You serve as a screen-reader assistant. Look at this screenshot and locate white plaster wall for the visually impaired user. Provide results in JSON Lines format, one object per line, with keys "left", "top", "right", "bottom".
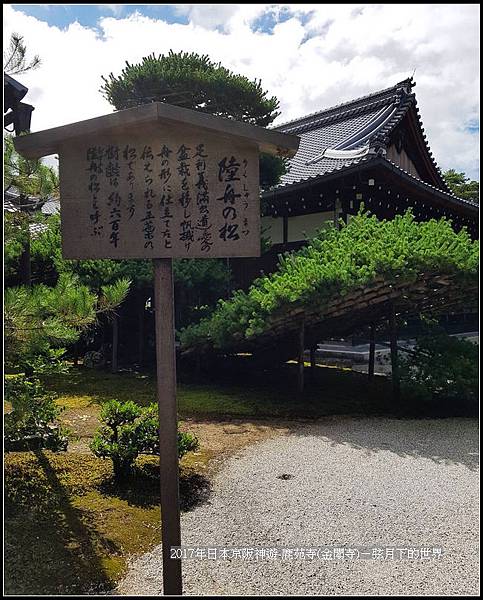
{"left": 261, "top": 215, "right": 283, "bottom": 244}
{"left": 287, "top": 211, "right": 334, "bottom": 242}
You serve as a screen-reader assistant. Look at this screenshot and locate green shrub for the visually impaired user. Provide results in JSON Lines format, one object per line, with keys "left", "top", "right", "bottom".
{"left": 90, "top": 399, "right": 199, "bottom": 480}
{"left": 4, "top": 375, "right": 69, "bottom": 452}
{"left": 399, "top": 329, "right": 478, "bottom": 410}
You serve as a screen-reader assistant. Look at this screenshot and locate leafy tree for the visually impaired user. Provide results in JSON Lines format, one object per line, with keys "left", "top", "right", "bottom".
{"left": 4, "top": 32, "right": 41, "bottom": 75}
{"left": 4, "top": 135, "right": 60, "bottom": 286}
{"left": 4, "top": 136, "right": 58, "bottom": 198}
{"left": 4, "top": 272, "right": 130, "bottom": 372}
{"left": 101, "top": 50, "right": 280, "bottom": 125}
{"left": 100, "top": 50, "right": 285, "bottom": 191}
{"left": 180, "top": 210, "right": 478, "bottom": 354}
{"left": 173, "top": 258, "right": 231, "bottom": 328}
{"left": 443, "top": 169, "right": 479, "bottom": 204}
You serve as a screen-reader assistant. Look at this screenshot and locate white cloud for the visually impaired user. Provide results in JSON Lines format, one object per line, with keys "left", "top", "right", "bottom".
{"left": 101, "top": 5, "right": 125, "bottom": 17}
{"left": 3, "top": 3, "right": 479, "bottom": 179}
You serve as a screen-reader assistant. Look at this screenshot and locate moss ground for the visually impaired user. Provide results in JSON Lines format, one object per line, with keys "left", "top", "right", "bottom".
{"left": 5, "top": 359, "right": 393, "bottom": 594}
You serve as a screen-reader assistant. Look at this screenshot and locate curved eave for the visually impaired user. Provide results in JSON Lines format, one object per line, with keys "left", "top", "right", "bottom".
{"left": 261, "top": 155, "right": 378, "bottom": 197}
{"left": 367, "top": 92, "right": 452, "bottom": 195}
{"left": 262, "top": 155, "right": 479, "bottom": 218}
{"left": 379, "top": 158, "right": 479, "bottom": 214}
{"left": 405, "top": 104, "right": 453, "bottom": 192}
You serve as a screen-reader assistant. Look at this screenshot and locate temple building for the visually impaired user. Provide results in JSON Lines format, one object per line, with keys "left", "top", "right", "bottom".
{"left": 232, "top": 78, "right": 479, "bottom": 287}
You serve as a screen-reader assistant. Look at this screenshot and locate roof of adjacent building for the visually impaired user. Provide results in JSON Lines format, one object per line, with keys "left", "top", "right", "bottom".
{"left": 269, "top": 78, "right": 478, "bottom": 211}
{"left": 4, "top": 188, "right": 60, "bottom": 214}
{"left": 4, "top": 188, "right": 60, "bottom": 238}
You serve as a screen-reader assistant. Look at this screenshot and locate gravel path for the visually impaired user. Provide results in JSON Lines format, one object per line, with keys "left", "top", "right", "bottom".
{"left": 117, "top": 417, "right": 479, "bottom": 596}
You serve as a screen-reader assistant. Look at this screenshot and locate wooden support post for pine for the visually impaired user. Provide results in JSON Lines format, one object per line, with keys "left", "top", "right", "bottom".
{"left": 111, "top": 314, "right": 118, "bottom": 373}
{"left": 368, "top": 323, "right": 375, "bottom": 380}
{"left": 154, "top": 258, "right": 182, "bottom": 596}
{"left": 298, "top": 319, "right": 305, "bottom": 395}
{"left": 389, "top": 305, "right": 400, "bottom": 400}
{"left": 310, "top": 345, "right": 317, "bottom": 381}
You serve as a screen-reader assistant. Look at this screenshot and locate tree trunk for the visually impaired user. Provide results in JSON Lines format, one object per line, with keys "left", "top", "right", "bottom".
{"left": 19, "top": 229, "right": 31, "bottom": 286}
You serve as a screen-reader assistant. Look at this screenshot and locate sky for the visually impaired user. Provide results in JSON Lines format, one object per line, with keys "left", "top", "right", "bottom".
{"left": 4, "top": 3, "right": 480, "bottom": 180}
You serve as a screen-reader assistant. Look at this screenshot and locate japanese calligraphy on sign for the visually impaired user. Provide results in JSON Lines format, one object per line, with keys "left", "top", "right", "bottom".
{"left": 60, "top": 125, "right": 260, "bottom": 259}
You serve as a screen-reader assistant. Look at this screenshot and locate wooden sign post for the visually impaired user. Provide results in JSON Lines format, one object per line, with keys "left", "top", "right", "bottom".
{"left": 14, "top": 102, "right": 299, "bottom": 595}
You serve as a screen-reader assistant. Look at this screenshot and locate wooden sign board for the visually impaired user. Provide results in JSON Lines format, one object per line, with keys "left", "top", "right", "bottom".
{"left": 60, "top": 124, "right": 260, "bottom": 259}
{"left": 13, "top": 102, "right": 299, "bottom": 596}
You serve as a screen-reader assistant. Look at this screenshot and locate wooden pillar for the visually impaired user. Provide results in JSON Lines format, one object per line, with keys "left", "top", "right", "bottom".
{"left": 298, "top": 319, "right": 305, "bottom": 394}
{"left": 389, "top": 305, "right": 400, "bottom": 400}
{"left": 154, "top": 258, "right": 182, "bottom": 595}
{"left": 310, "top": 345, "right": 317, "bottom": 381}
{"left": 310, "top": 345, "right": 316, "bottom": 369}
{"left": 368, "top": 323, "right": 375, "bottom": 380}
{"left": 111, "top": 314, "right": 119, "bottom": 373}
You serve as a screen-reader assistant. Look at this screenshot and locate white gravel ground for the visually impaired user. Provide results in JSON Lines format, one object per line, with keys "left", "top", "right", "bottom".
{"left": 117, "top": 417, "right": 479, "bottom": 596}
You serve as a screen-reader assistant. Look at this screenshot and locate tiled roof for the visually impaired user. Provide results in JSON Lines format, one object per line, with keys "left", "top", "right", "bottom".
{"left": 4, "top": 188, "right": 60, "bottom": 214}
{"left": 41, "top": 198, "right": 60, "bottom": 215}
{"left": 29, "top": 222, "right": 49, "bottom": 238}
{"left": 270, "top": 78, "right": 454, "bottom": 194}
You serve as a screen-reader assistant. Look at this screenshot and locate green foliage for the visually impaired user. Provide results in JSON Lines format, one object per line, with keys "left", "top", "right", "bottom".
{"left": 4, "top": 32, "right": 41, "bottom": 75}
{"left": 259, "top": 152, "right": 288, "bottom": 192}
{"left": 180, "top": 210, "right": 479, "bottom": 351}
{"left": 4, "top": 211, "right": 30, "bottom": 267}
{"left": 91, "top": 399, "right": 199, "bottom": 480}
{"left": 4, "top": 135, "right": 58, "bottom": 198}
{"left": 399, "top": 329, "right": 479, "bottom": 407}
{"left": 4, "top": 375, "right": 69, "bottom": 452}
{"left": 443, "top": 169, "right": 479, "bottom": 204}
{"left": 25, "top": 213, "right": 151, "bottom": 290}
{"left": 19, "top": 348, "right": 71, "bottom": 377}
{"left": 4, "top": 135, "right": 60, "bottom": 284}
{"left": 28, "top": 213, "right": 63, "bottom": 283}
{"left": 101, "top": 50, "right": 280, "bottom": 126}
{"left": 100, "top": 50, "right": 285, "bottom": 193}
{"left": 173, "top": 258, "right": 231, "bottom": 328}
{"left": 23, "top": 212, "right": 228, "bottom": 334}
{"left": 4, "top": 272, "right": 130, "bottom": 370}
